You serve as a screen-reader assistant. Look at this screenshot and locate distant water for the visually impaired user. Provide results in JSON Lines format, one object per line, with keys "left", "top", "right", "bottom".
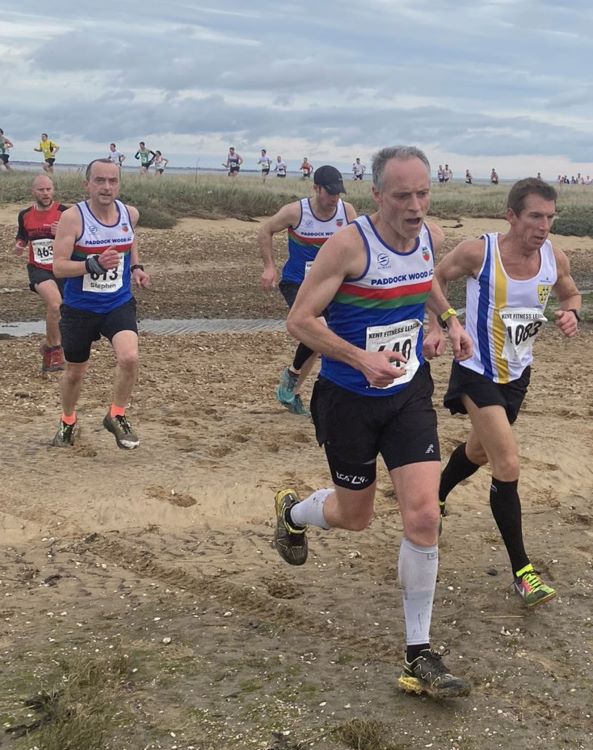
{"left": 8, "top": 160, "right": 356, "bottom": 180}
{"left": 6, "top": 160, "right": 516, "bottom": 184}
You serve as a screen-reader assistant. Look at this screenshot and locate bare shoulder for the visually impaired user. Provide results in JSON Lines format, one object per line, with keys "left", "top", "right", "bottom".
{"left": 552, "top": 244, "right": 571, "bottom": 271}
{"left": 437, "top": 236, "right": 485, "bottom": 278}
{"left": 317, "top": 222, "right": 366, "bottom": 273}
{"left": 343, "top": 201, "right": 358, "bottom": 221}
{"left": 457, "top": 237, "right": 486, "bottom": 267}
{"left": 126, "top": 205, "right": 140, "bottom": 226}
{"left": 58, "top": 205, "right": 82, "bottom": 229}
{"left": 426, "top": 220, "right": 444, "bottom": 248}
{"left": 453, "top": 236, "right": 485, "bottom": 258}
{"left": 261, "top": 200, "right": 302, "bottom": 232}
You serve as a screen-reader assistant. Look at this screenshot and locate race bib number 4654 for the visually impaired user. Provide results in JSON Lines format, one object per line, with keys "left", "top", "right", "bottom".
{"left": 365, "top": 318, "right": 421, "bottom": 387}
{"left": 500, "top": 307, "right": 547, "bottom": 364}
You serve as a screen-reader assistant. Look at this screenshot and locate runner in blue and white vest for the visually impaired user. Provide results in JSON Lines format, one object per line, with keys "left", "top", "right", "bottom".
{"left": 272, "top": 146, "right": 474, "bottom": 699}
{"left": 258, "top": 165, "right": 357, "bottom": 416}
{"left": 51, "top": 158, "right": 151, "bottom": 450}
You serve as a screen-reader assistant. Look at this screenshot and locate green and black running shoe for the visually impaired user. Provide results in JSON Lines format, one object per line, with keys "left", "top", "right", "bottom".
{"left": 103, "top": 413, "right": 140, "bottom": 449}
{"left": 273, "top": 489, "right": 308, "bottom": 566}
{"left": 51, "top": 420, "right": 77, "bottom": 448}
{"left": 513, "top": 564, "right": 556, "bottom": 608}
{"left": 398, "top": 649, "right": 471, "bottom": 699}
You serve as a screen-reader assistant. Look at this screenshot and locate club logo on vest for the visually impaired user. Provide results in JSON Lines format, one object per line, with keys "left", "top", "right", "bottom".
{"left": 121, "top": 223, "right": 129, "bottom": 233}
{"left": 377, "top": 252, "right": 390, "bottom": 269}
{"left": 422, "top": 246, "right": 430, "bottom": 262}
{"left": 336, "top": 218, "right": 344, "bottom": 227}
{"left": 537, "top": 284, "right": 551, "bottom": 305}
{"left": 88, "top": 225, "right": 98, "bottom": 234}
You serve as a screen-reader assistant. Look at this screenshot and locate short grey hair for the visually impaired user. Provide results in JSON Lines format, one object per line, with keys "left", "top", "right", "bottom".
{"left": 372, "top": 146, "right": 431, "bottom": 189}
{"left": 85, "top": 158, "right": 118, "bottom": 179}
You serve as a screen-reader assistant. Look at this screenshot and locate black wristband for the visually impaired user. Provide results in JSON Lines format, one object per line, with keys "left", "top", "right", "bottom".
{"left": 569, "top": 308, "right": 581, "bottom": 323}
{"left": 130, "top": 264, "right": 144, "bottom": 272}
{"left": 85, "top": 254, "right": 106, "bottom": 275}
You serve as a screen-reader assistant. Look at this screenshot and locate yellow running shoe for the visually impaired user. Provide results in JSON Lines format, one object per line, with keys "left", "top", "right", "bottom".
{"left": 398, "top": 649, "right": 471, "bottom": 699}
{"left": 273, "top": 489, "right": 308, "bottom": 566}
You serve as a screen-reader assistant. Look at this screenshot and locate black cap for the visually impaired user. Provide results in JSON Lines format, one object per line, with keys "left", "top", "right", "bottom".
{"left": 313, "top": 165, "right": 346, "bottom": 195}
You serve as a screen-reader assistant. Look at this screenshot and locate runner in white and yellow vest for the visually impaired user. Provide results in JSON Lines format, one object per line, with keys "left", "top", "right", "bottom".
{"left": 433, "top": 177, "right": 581, "bottom": 608}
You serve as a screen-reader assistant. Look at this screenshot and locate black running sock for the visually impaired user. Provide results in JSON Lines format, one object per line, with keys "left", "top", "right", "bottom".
{"left": 489, "top": 477, "right": 529, "bottom": 575}
{"left": 292, "top": 342, "right": 314, "bottom": 372}
{"left": 406, "top": 643, "right": 429, "bottom": 663}
{"left": 439, "top": 443, "right": 480, "bottom": 502}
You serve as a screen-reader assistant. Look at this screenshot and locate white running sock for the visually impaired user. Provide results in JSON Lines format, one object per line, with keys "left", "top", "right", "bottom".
{"left": 398, "top": 537, "right": 438, "bottom": 646}
{"left": 290, "top": 488, "right": 332, "bottom": 529}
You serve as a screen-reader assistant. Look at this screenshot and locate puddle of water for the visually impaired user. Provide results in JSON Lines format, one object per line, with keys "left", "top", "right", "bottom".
{"left": 0, "top": 318, "right": 287, "bottom": 338}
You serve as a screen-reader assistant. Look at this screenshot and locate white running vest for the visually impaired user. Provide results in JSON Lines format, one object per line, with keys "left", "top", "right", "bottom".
{"left": 461, "top": 233, "right": 557, "bottom": 383}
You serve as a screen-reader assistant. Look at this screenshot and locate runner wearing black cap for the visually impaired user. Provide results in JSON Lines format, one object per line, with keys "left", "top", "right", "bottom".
{"left": 258, "top": 165, "right": 356, "bottom": 416}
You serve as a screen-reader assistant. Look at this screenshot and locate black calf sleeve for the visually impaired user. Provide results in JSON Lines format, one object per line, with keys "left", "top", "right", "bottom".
{"left": 292, "top": 342, "right": 314, "bottom": 372}
{"left": 490, "top": 477, "right": 529, "bottom": 575}
{"left": 439, "top": 443, "right": 480, "bottom": 502}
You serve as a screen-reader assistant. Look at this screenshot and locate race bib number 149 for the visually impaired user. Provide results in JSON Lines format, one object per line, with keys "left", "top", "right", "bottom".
{"left": 365, "top": 318, "right": 421, "bottom": 387}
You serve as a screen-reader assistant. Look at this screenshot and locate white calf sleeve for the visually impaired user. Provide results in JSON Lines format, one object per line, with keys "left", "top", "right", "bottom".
{"left": 398, "top": 537, "right": 438, "bottom": 645}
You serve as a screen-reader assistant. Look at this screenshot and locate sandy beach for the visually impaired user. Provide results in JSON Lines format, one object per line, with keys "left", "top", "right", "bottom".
{"left": 1, "top": 208, "right": 593, "bottom": 749}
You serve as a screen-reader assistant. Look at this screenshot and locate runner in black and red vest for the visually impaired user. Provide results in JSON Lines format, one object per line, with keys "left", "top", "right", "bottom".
{"left": 15, "top": 175, "right": 68, "bottom": 373}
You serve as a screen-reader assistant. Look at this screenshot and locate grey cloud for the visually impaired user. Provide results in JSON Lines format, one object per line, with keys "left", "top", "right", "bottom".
{"left": 10, "top": 85, "right": 593, "bottom": 163}
{"left": 6, "top": 0, "right": 593, "bottom": 167}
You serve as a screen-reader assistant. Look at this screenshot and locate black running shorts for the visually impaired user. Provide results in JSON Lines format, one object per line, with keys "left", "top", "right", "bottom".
{"left": 59, "top": 298, "right": 138, "bottom": 363}
{"left": 27, "top": 264, "right": 64, "bottom": 294}
{"left": 311, "top": 363, "right": 440, "bottom": 474}
{"left": 443, "top": 360, "right": 530, "bottom": 425}
{"left": 279, "top": 281, "right": 301, "bottom": 308}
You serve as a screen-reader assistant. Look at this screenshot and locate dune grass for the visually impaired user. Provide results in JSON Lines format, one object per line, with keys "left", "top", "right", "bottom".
{"left": 7, "top": 650, "right": 133, "bottom": 750}
{"left": 1, "top": 170, "right": 592, "bottom": 235}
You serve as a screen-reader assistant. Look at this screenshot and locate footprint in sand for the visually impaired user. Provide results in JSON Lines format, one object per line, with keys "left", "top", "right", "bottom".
{"left": 264, "top": 576, "right": 303, "bottom": 600}
{"left": 145, "top": 484, "right": 197, "bottom": 507}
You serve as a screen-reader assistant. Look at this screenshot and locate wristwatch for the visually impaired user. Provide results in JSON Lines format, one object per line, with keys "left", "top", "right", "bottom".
{"left": 569, "top": 308, "right": 581, "bottom": 323}
{"left": 438, "top": 307, "right": 458, "bottom": 330}
{"left": 130, "top": 264, "right": 144, "bottom": 272}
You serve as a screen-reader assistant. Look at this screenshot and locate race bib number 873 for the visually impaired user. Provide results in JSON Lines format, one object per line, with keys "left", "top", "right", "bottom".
{"left": 82, "top": 254, "right": 125, "bottom": 293}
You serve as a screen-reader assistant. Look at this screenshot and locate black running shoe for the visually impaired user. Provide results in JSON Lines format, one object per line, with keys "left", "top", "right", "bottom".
{"left": 103, "top": 413, "right": 139, "bottom": 449}
{"left": 398, "top": 649, "right": 471, "bottom": 698}
{"left": 51, "top": 420, "right": 77, "bottom": 447}
{"left": 273, "top": 489, "right": 308, "bottom": 565}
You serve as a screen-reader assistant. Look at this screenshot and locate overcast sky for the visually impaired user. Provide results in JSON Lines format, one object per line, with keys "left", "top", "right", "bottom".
{"left": 3, "top": 0, "right": 593, "bottom": 178}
